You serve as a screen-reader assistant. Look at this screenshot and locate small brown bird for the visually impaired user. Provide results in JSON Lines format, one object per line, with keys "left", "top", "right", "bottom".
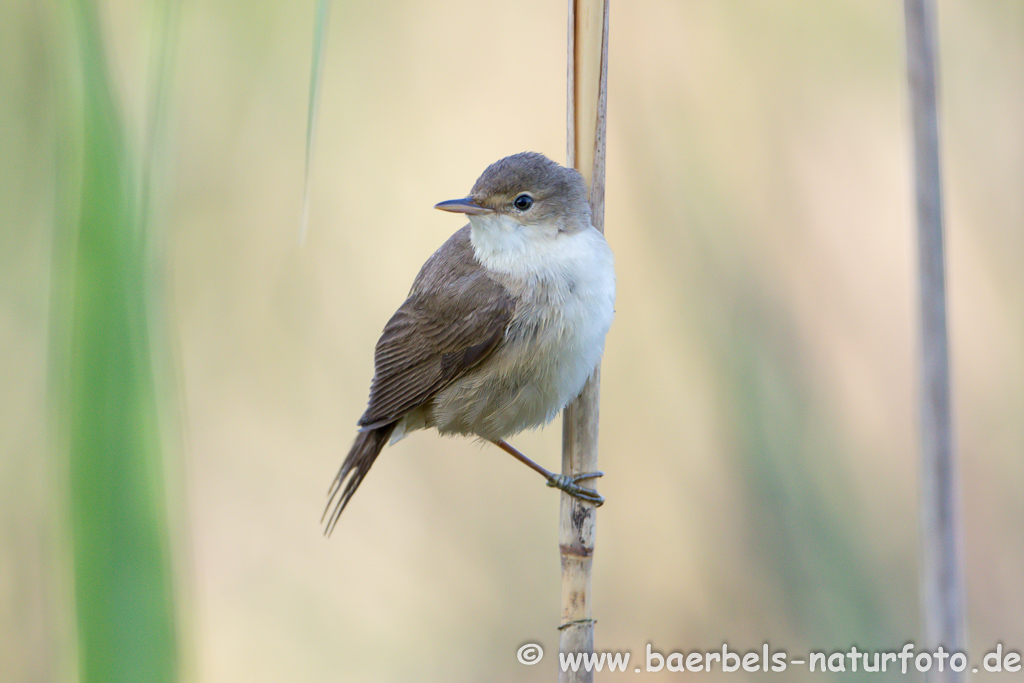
{"left": 324, "top": 152, "right": 615, "bottom": 534}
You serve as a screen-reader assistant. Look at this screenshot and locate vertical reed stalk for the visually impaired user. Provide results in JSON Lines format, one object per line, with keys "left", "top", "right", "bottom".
{"left": 560, "top": 1, "right": 608, "bottom": 681}
{"left": 903, "top": 1, "right": 966, "bottom": 679}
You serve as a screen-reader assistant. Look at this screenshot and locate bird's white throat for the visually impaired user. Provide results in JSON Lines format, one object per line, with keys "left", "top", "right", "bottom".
{"left": 462, "top": 212, "right": 616, "bottom": 433}
{"left": 468, "top": 213, "right": 611, "bottom": 286}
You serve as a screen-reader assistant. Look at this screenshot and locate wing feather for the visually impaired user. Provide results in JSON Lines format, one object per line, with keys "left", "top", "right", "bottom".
{"left": 357, "top": 227, "right": 515, "bottom": 429}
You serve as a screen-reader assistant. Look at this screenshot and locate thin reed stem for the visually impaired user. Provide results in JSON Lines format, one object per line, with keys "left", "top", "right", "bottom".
{"left": 560, "top": 1, "right": 609, "bottom": 681}
{"left": 903, "top": 1, "right": 966, "bottom": 679}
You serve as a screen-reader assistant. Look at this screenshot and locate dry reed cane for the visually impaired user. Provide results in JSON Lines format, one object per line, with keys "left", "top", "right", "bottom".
{"left": 560, "top": 1, "right": 609, "bottom": 681}
{"left": 903, "top": 1, "right": 967, "bottom": 680}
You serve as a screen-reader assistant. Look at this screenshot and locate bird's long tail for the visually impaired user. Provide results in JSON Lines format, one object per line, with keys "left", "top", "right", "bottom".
{"left": 322, "top": 423, "right": 396, "bottom": 535}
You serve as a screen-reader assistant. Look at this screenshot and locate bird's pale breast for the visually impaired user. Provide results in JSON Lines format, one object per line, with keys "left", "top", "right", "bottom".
{"left": 425, "top": 224, "right": 615, "bottom": 440}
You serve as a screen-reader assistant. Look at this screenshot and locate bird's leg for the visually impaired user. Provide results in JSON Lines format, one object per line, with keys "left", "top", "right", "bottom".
{"left": 490, "top": 439, "right": 605, "bottom": 506}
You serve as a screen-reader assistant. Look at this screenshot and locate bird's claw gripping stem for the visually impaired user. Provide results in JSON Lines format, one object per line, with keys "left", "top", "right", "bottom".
{"left": 547, "top": 471, "right": 605, "bottom": 507}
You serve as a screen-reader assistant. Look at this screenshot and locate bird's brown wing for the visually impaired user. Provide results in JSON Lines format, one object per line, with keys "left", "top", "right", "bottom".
{"left": 357, "top": 227, "right": 515, "bottom": 430}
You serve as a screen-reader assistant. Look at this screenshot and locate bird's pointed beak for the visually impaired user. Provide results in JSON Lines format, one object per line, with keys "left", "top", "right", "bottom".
{"left": 434, "top": 197, "right": 493, "bottom": 215}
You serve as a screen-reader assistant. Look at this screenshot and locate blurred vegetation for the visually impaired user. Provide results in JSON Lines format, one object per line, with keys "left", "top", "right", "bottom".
{"left": 45, "top": 0, "right": 180, "bottom": 681}
{"left": 2, "top": 1, "right": 1022, "bottom": 682}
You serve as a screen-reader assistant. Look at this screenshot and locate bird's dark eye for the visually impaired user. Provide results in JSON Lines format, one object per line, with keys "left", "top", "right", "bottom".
{"left": 513, "top": 194, "right": 534, "bottom": 211}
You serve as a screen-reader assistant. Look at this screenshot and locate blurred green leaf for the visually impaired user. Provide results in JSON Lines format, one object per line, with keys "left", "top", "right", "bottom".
{"left": 51, "top": 1, "right": 180, "bottom": 681}
{"left": 299, "top": 0, "right": 331, "bottom": 244}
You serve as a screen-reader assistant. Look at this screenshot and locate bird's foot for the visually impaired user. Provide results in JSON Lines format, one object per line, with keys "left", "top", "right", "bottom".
{"left": 546, "top": 471, "right": 605, "bottom": 507}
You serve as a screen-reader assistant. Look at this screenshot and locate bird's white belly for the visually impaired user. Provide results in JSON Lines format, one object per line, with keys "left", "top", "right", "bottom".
{"left": 426, "top": 226, "right": 615, "bottom": 440}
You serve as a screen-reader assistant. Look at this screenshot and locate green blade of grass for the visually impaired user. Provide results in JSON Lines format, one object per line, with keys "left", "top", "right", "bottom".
{"left": 51, "top": 1, "right": 180, "bottom": 681}
{"left": 299, "top": 0, "right": 331, "bottom": 244}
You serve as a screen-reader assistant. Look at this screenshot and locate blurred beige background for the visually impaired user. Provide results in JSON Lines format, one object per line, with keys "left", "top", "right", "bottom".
{"left": 3, "top": 0, "right": 1023, "bottom": 681}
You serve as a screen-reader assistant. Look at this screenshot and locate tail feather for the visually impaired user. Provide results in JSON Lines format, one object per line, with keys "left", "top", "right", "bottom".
{"left": 323, "top": 423, "right": 396, "bottom": 535}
